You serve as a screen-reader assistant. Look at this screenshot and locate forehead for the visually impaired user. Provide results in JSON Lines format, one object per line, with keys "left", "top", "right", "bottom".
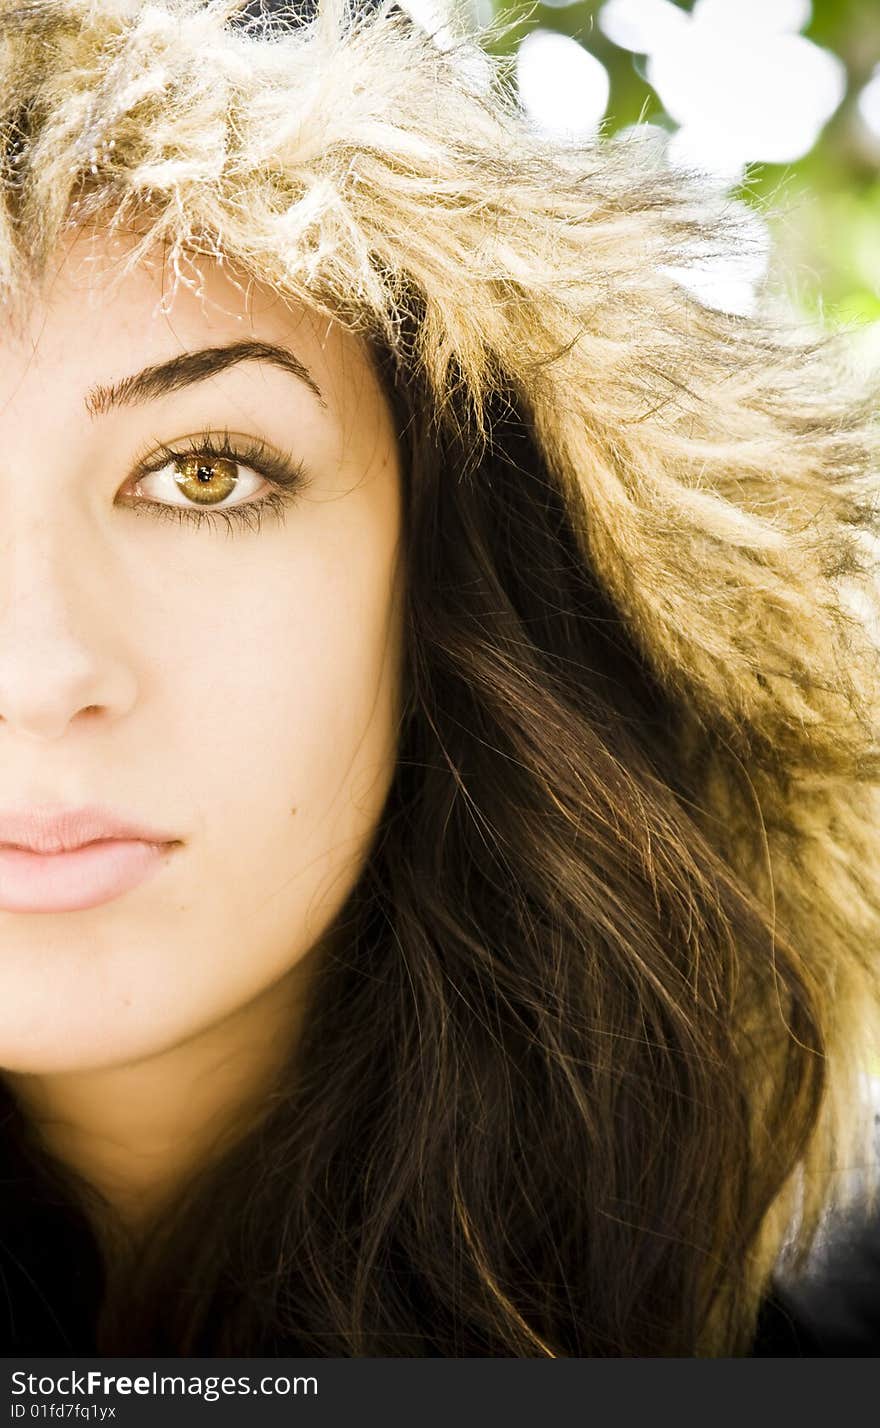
{"left": 0, "top": 223, "right": 374, "bottom": 406}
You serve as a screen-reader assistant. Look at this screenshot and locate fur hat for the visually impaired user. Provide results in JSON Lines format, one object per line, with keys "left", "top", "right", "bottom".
{"left": 1, "top": 0, "right": 879, "bottom": 1279}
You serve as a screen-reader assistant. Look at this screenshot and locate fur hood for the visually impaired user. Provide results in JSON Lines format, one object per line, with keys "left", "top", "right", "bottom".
{"left": 1, "top": 0, "right": 880, "bottom": 1283}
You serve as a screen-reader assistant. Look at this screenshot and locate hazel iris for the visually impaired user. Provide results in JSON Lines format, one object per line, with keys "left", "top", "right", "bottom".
{"left": 173, "top": 455, "right": 238, "bottom": 505}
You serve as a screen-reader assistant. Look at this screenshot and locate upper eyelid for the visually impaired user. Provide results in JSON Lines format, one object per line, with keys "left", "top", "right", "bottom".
{"left": 126, "top": 429, "right": 304, "bottom": 487}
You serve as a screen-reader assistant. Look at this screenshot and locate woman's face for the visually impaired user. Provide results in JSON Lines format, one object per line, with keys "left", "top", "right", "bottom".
{"left": 0, "top": 227, "right": 406, "bottom": 1075}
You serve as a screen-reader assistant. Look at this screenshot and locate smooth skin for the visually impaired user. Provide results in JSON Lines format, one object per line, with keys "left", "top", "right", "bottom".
{"left": 0, "top": 226, "right": 406, "bottom": 1232}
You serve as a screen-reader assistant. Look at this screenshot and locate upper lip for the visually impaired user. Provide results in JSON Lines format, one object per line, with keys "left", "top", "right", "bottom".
{"left": 0, "top": 805, "right": 180, "bottom": 855}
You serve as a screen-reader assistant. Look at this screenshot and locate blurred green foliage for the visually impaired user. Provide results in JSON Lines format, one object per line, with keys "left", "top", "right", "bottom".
{"left": 479, "top": 0, "right": 880, "bottom": 330}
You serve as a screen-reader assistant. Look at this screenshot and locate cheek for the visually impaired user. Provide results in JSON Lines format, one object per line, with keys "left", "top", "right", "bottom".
{"left": 147, "top": 542, "right": 405, "bottom": 1036}
{"left": 0, "top": 510, "right": 406, "bottom": 1076}
{"left": 196, "top": 541, "right": 405, "bottom": 901}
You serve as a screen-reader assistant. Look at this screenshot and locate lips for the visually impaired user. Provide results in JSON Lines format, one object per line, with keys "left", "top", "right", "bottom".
{"left": 0, "top": 837, "right": 178, "bottom": 913}
{"left": 0, "top": 803, "right": 181, "bottom": 911}
{"left": 0, "top": 803, "right": 180, "bottom": 856}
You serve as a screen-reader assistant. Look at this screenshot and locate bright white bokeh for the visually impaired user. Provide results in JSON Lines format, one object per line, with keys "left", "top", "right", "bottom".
{"left": 597, "top": 0, "right": 844, "bottom": 175}
{"left": 858, "top": 65, "right": 880, "bottom": 142}
{"left": 600, "top": 0, "right": 813, "bottom": 51}
{"left": 599, "top": 0, "right": 687, "bottom": 54}
{"left": 693, "top": 0, "right": 812, "bottom": 33}
{"left": 649, "top": 24, "right": 845, "bottom": 168}
{"left": 515, "top": 30, "right": 610, "bottom": 140}
{"left": 503, "top": 0, "right": 847, "bottom": 317}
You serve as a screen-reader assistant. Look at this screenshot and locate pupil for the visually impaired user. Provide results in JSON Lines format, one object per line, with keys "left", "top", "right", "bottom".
{"left": 197, "top": 463, "right": 213, "bottom": 483}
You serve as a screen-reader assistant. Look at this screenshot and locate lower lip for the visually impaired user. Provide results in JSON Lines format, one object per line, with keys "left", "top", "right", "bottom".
{"left": 0, "top": 839, "right": 176, "bottom": 913}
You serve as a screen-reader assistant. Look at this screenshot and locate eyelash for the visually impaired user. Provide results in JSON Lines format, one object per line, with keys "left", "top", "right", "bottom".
{"left": 125, "top": 428, "right": 310, "bottom": 536}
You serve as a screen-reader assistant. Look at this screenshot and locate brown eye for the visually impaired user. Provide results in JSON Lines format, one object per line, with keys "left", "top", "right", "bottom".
{"left": 123, "top": 431, "right": 310, "bottom": 535}
{"left": 132, "top": 450, "right": 266, "bottom": 514}
{"left": 172, "top": 454, "right": 240, "bottom": 506}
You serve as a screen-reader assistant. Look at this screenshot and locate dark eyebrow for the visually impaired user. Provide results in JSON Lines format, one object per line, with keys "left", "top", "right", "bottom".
{"left": 84, "top": 340, "right": 327, "bottom": 418}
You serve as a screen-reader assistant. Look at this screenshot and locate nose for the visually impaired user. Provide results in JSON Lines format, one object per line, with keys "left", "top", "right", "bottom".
{"left": 0, "top": 510, "right": 138, "bottom": 742}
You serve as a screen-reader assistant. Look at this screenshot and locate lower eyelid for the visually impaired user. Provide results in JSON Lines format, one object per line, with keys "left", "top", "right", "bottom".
{"left": 121, "top": 487, "right": 295, "bottom": 535}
